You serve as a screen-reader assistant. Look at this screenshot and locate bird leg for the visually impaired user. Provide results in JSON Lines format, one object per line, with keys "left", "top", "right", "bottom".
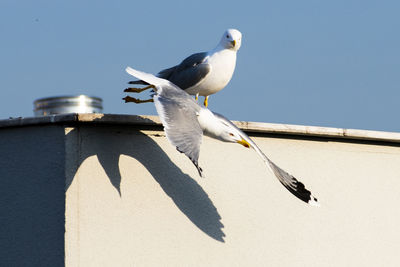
{"left": 204, "top": 96, "right": 209, "bottom": 107}
{"left": 124, "top": 84, "right": 155, "bottom": 93}
{"left": 195, "top": 93, "right": 199, "bottom": 101}
{"left": 123, "top": 96, "right": 154, "bottom": 104}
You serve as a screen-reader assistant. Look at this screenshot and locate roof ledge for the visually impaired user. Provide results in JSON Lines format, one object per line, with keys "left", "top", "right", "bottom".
{"left": 1, "top": 113, "right": 399, "bottom": 144}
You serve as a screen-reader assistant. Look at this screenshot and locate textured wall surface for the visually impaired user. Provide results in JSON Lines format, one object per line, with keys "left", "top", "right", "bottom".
{"left": 64, "top": 124, "right": 400, "bottom": 267}
{"left": 0, "top": 126, "right": 65, "bottom": 266}
{"left": 1, "top": 115, "right": 400, "bottom": 267}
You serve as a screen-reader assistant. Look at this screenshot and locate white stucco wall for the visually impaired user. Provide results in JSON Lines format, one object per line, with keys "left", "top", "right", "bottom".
{"left": 1, "top": 114, "right": 399, "bottom": 266}
{"left": 63, "top": 115, "right": 400, "bottom": 267}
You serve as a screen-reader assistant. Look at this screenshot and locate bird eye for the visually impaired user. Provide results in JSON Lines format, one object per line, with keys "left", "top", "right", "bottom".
{"left": 229, "top": 133, "right": 234, "bottom": 136}
{"left": 226, "top": 35, "right": 229, "bottom": 38}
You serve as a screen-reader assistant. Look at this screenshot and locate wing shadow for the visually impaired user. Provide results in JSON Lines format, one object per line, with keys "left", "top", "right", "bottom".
{"left": 65, "top": 124, "right": 225, "bottom": 242}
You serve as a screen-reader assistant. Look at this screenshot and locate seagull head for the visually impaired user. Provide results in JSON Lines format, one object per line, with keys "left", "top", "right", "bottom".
{"left": 226, "top": 129, "right": 251, "bottom": 148}
{"left": 205, "top": 112, "right": 251, "bottom": 148}
{"left": 219, "top": 29, "right": 242, "bottom": 51}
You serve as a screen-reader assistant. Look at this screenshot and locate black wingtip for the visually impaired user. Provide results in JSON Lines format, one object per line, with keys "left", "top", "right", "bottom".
{"left": 197, "top": 166, "right": 204, "bottom": 178}
{"left": 267, "top": 160, "right": 319, "bottom": 206}
{"left": 288, "top": 180, "right": 320, "bottom": 207}
{"left": 192, "top": 160, "right": 204, "bottom": 178}
{"left": 175, "top": 147, "right": 204, "bottom": 178}
{"left": 308, "top": 195, "right": 320, "bottom": 207}
{"left": 190, "top": 157, "right": 204, "bottom": 178}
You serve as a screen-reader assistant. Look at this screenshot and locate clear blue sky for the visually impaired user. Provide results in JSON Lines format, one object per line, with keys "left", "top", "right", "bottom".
{"left": 1, "top": 0, "right": 399, "bottom": 132}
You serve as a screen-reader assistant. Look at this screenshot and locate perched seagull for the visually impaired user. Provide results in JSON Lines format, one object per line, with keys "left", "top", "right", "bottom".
{"left": 125, "top": 29, "right": 242, "bottom": 107}
{"left": 124, "top": 66, "right": 319, "bottom": 206}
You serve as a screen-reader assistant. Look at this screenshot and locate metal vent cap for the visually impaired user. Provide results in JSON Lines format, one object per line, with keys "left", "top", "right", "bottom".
{"left": 34, "top": 95, "right": 103, "bottom": 116}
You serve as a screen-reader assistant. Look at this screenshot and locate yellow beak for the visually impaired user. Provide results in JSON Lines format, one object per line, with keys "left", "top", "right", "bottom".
{"left": 231, "top": 40, "right": 236, "bottom": 47}
{"left": 237, "top": 138, "right": 250, "bottom": 148}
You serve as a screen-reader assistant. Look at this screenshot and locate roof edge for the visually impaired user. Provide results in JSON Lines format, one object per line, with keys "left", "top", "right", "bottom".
{"left": 1, "top": 113, "right": 399, "bottom": 144}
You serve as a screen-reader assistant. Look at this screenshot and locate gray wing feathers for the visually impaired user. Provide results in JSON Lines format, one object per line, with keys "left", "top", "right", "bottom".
{"left": 252, "top": 145, "right": 318, "bottom": 205}
{"left": 265, "top": 157, "right": 318, "bottom": 205}
{"left": 168, "top": 64, "right": 210, "bottom": 90}
{"left": 154, "top": 92, "right": 204, "bottom": 177}
{"left": 157, "top": 66, "right": 177, "bottom": 80}
{"left": 129, "top": 52, "right": 211, "bottom": 89}
{"left": 212, "top": 113, "right": 318, "bottom": 205}
{"left": 166, "top": 52, "right": 211, "bottom": 90}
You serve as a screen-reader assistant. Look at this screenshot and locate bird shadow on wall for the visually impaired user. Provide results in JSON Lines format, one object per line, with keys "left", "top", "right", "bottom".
{"left": 65, "top": 122, "right": 225, "bottom": 242}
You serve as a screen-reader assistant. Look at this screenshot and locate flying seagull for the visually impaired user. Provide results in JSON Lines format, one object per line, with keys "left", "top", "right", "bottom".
{"left": 124, "top": 66, "right": 319, "bottom": 206}
{"left": 125, "top": 29, "right": 242, "bottom": 107}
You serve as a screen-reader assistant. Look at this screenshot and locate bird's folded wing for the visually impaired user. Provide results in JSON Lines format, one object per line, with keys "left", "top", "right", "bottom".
{"left": 161, "top": 52, "right": 211, "bottom": 90}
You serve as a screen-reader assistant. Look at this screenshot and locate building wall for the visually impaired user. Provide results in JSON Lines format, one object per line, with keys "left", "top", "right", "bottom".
{"left": 0, "top": 126, "right": 65, "bottom": 266}
{"left": 1, "top": 116, "right": 400, "bottom": 266}
{"left": 63, "top": 124, "right": 400, "bottom": 267}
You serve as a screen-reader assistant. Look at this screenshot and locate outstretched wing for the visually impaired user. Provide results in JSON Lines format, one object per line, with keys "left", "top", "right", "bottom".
{"left": 154, "top": 93, "right": 204, "bottom": 177}
{"left": 265, "top": 159, "right": 319, "bottom": 206}
{"left": 212, "top": 112, "right": 319, "bottom": 206}
{"left": 126, "top": 66, "right": 205, "bottom": 176}
{"left": 126, "top": 66, "right": 178, "bottom": 91}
